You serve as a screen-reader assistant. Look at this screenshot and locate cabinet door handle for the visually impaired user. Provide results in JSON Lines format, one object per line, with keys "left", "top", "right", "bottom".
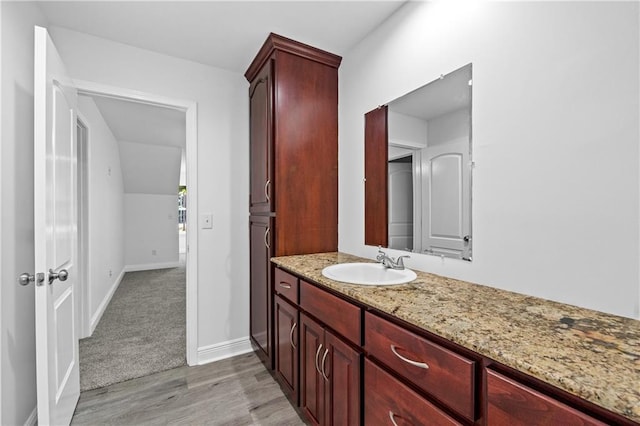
{"left": 388, "top": 411, "right": 408, "bottom": 426}
{"left": 289, "top": 322, "right": 297, "bottom": 349}
{"left": 315, "top": 344, "right": 324, "bottom": 375}
{"left": 321, "top": 348, "right": 330, "bottom": 382}
{"left": 264, "top": 179, "right": 271, "bottom": 203}
{"left": 390, "top": 345, "right": 429, "bottom": 370}
{"left": 278, "top": 282, "right": 291, "bottom": 289}
{"left": 264, "top": 227, "right": 270, "bottom": 249}
{"left": 249, "top": 76, "right": 268, "bottom": 98}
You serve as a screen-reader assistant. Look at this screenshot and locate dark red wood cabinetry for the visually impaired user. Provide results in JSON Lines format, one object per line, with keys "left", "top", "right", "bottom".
{"left": 299, "top": 313, "right": 361, "bottom": 426}
{"left": 246, "top": 33, "right": 341, "bottom": 368}
{"left": 300, "top": 279, "right": 361, "bottom": 345}
{"left": 274, "top": 295, "right": 299, "bottom": 405}
{"left": 249, "top": 215, "right": 272, "bottom": 359}
{"left": 323, "top": 331, "right": 361, "bottom": 426}
{"left": 249, "top": 62, "right": 273, "bottom": 215}
{"left": 486, "top": 369, "right": 607, "bottom": 426}
{"left": 365, "top": 311, "right": 476, "bottom": 421}
{"left": 273, "top": 269, "right": 301, "bottom": 405}
{"left": 299, "top": 313, "right": 325, "bottom": 425}
{"left": 270, "top": 264, "right": 638, "bottom": 426}
{"left": 365, "top": 358, "right": 461, "bottom": 426}
{"left": 298, "top": 279, "right": 362, "bottom": 426}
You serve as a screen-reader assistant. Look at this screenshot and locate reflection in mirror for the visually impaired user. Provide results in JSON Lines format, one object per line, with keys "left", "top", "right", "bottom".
{"left": 365, "top": 63, "right": 472, "bottom": 261}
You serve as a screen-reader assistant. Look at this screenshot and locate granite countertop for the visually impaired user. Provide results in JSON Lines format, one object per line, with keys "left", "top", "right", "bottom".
{"left": 271, "top": 252, "right": 640, "bottom": 423}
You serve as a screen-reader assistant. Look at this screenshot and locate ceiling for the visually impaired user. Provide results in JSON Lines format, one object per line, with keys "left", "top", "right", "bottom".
{"left": 36, "top": 1, "right": 407, "bottom": 74}
{"left": 80, "top": 93, "right": 186, "bottom": 194}
{"left": 90, "top": 95, "right": 186, "bottom": 148}
{"left": 389, "top": 63, "right": 472, "bottom": 121}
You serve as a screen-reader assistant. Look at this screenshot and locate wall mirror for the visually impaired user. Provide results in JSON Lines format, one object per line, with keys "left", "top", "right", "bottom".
{"left": 365, "top": 63, "right": 473, "bottom": 261}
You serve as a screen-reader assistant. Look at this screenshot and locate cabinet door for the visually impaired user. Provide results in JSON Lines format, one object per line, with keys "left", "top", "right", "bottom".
{"left": 249, "top": 61, "right": 274, "bottom": 214}
{"left": 249, "top": 215, "right": 273, "bottom": 364}
{"left": 274, "top": 295, "right": 299, "bottom": 405}
{"left": 324, "top": 331, "right": 361, "bottom": 426}
{"left": 300, "top": 313, "right": 325, "bottom": 426}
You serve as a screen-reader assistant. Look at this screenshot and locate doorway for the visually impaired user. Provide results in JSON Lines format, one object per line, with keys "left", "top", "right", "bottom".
{"left": 74, "top": 81, "right": 199, "bottom": 372}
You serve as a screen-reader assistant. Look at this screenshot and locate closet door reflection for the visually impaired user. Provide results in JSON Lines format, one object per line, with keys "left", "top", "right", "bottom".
{"left": 388, "top": 159, "right": 413, "bottom": 251}
{"left": 422, "top": 140, "right": 470, "bottom": 258}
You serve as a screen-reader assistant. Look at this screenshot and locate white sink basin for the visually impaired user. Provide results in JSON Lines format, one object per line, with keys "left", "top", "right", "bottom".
{"left": 321, "top": 263, "right": 417, "bottom": 286}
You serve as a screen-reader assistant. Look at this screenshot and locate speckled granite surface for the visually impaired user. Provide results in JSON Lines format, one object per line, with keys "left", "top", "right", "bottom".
{"left": 272, "top": 252, "right": 640, "bottom": 423}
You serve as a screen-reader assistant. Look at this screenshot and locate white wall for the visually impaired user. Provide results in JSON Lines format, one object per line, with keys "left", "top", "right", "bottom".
{"left": 118, "top": 140, "right": 182, "bottom": 195}
{"left": 0, "top": 3, "right": 47, "bottom": 424}
{"left": 124, "top": 194, "right": 179, "bottom": 269}
{"left": 47, "top": 27, "right": 250, "bottom": 353}
{"left": 388, "top": 110, "right": 427, "bottom": 147}
{"left": 339, "top": 1, "right": 640, "bottom": 319}
{"left": 118, "top": 140, "right": 182, "bottom": 271}
{"left": 427, "top": 108, "right": 469, "bottom": 147}
{"left": 77, "top": 96, "right": 126, "bottom": 330}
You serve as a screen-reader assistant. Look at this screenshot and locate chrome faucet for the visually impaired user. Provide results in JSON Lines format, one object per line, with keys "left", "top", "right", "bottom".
{"left": 376, "top": 246, "right": 410, "bottom": 270}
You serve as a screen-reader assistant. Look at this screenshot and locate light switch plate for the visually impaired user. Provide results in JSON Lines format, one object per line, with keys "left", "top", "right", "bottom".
{"left": 202, "top": 213, "right": 213, "bottom": 229}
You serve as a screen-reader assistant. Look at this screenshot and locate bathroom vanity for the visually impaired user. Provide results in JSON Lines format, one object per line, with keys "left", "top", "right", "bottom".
{"left": 271, "top": 252, "right": 640, "bottom": 425}
{"left": 245, "top": 31, "right": 639, "bottom": 426}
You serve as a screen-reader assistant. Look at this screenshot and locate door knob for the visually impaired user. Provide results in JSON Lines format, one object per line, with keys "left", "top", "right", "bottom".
{"left": 48, "top": 268, "right": 69, "bottom": 285}
{"left": 18, "top": 272, "right": 45, "bottom": 286}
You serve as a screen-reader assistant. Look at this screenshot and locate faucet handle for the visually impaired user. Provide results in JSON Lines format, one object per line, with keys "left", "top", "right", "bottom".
{"left": 396, "top": 255, "right": 410, "bottom": 268}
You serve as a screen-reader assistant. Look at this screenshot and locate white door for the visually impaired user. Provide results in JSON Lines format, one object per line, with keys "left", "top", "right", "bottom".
{"left": 422, "top": 140, "right": 470, "bottom": 259}
{"left": 34, "top": 26, "right": 80, "bottom": 426}
{"left": 388, "top": 160, "right": 413, "bottom": 251}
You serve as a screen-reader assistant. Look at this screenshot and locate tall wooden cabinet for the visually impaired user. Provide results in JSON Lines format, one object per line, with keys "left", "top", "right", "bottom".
{"left": 245, "top": 33, "right": 341, "bottom": 367}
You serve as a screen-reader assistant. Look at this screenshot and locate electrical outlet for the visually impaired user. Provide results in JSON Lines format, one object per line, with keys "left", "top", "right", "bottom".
{"left": 108, "top": 269, "right": 112, "bottom": 277}
{"left": 152, "top": 249, "right": 157, "bottom": 256}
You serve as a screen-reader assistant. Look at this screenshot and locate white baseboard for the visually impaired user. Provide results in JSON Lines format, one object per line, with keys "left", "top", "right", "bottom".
{"left": 196, "top": 337, "right": 253, "bottom": 365}
{"left": 124, "top": 261, "right": 181, "bottom": 272}
{"left": 90, "top": 269, "right": 125, "bottom": 335}
{"left": 24, "top": 406, "right": 37, "bottom": 426}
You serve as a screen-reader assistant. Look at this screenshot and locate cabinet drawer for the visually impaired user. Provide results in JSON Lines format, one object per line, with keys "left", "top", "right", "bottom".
{"left": 365, "top": 312, "right": 476, "bottom": 420}
{"left": 300, "top": 280, "right": 361, "bottom": 345}
{"left": 365, "top": 359, "right": 461, "bottom": 426}
{"left": 487, "top": 369, "right": 607, "bottom": 426}
{"left": 274, "top": 268, "right": 299, "bottom": 305}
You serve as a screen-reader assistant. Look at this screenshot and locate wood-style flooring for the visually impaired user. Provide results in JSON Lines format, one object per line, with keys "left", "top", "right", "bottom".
{"left": 71, "top": 352, "right": 306, "bottom": 425}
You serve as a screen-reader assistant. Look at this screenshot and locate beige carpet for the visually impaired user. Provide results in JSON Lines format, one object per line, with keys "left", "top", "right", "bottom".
{"left": 79, "top": 265, "right": 186, "bottom": 391}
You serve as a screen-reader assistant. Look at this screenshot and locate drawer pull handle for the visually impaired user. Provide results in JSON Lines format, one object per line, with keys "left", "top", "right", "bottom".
{"left": 390, "top": 345, "right": 429, "bottom": 370}
{"left": 289, "top": 322, "right": 297, "bottom": 349}
{"left": 264, "top": 179, "right": 271, "bottom": 203}
{"left": 315, "top": 344, "right": 324, "bottom": 375}
{"left": 264, "top": 227, "right": 271, "bottom": 249}
{"left": 320, "top": 348, "right": 330, "bottom": 382}
{"left": 279, "top": 282, "right": 292, "bottom": 289}
{"left": 388, "top": 411, "right": 403, "bottom": 426}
